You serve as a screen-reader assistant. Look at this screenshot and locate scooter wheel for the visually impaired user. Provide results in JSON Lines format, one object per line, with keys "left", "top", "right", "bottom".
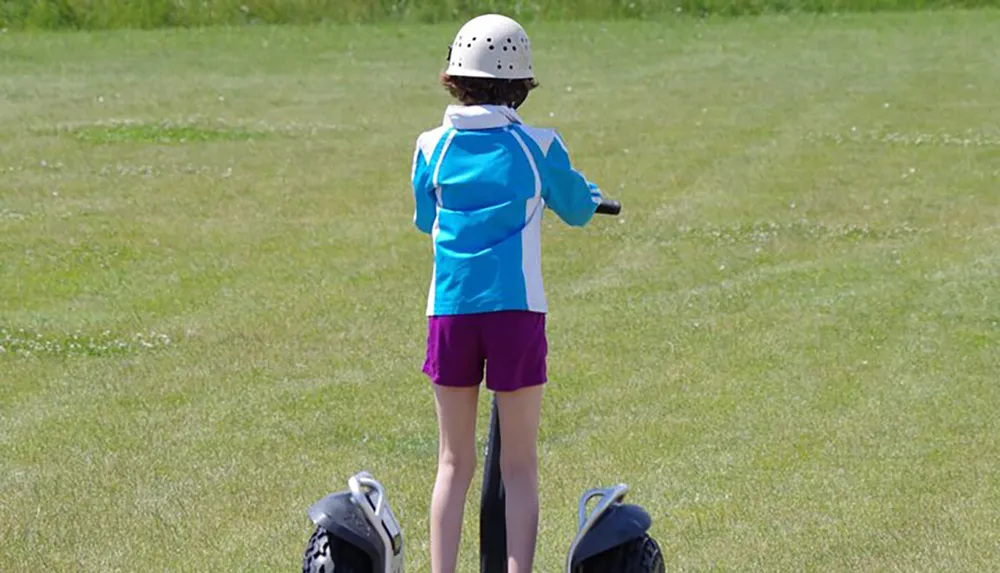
{"left": 302, "top": 525, "right": 373, "bottom": 573}
{"left": 574, "top": 533, "right": 665, "bottom": 573}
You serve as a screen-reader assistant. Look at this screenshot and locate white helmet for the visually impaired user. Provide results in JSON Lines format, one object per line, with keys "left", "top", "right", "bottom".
{"left": 445, "top": 14, "right": 534, "bottom": 80}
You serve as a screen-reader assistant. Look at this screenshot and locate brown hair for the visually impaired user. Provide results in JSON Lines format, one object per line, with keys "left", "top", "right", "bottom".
{"left": 440, "top": 72, "right": 539, "bottom": 109}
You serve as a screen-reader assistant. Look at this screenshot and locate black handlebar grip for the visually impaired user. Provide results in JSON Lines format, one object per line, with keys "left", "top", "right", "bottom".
{"left": 595, "top": 199, "right": 621, "bottom": 215}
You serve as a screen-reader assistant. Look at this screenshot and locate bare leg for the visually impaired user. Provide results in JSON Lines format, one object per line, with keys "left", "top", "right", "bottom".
{"left": 430, "top": 384, "right": 480, "bottom": 573}
{"left": 496, "top": 384, "right": 545, "bottom": 573}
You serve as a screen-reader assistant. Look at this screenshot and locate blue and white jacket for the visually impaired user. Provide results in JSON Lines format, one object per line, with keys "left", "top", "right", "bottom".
{"left": 411, "top": 104, "right": 602, "bottom": 316}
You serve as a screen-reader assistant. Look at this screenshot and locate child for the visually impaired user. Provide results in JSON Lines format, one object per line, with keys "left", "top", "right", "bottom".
{"left": 410, "top": 13, "right": 603, "bottom": 573}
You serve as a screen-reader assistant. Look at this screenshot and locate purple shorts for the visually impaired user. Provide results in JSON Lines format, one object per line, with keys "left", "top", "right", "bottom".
{"left": 422, "top": 310, "right": 547, "bottom": 392}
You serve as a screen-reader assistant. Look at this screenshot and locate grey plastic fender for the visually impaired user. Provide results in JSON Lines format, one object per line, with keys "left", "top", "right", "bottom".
{"left": 308, "top": 491, "right": 385, "bottom": 572}
{"left": 568, "top": 502, "right": 653, "bottom": 567}
{"left": 566, "top": 484, "right": 655, "bottom": 571}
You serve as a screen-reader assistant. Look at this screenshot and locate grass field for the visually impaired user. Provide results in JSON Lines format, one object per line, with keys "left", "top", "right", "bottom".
{"left": 5, "top": 0, "right": 998, "bottom": 30}
{"left": 2, "top": 9, "right": 999, "bottom": 572}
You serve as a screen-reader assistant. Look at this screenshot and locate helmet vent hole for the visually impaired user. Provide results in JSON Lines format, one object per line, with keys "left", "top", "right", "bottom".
{"left": 503, "top": 46, "right": 507, "bottom": 51}
{"left": 509, "top": 65, "right": 514, "bottom": 69}
{"left": 497, "top": 65, "right": 502, "bottom": 70}
{"left": 507, "top": 38, "right": 512, "bottom": 43}
{"left": 489, "top": 45, "right": 494, "bottom": 50}
{"left": 512, "top": 46, "right": 517, "bottom": 51}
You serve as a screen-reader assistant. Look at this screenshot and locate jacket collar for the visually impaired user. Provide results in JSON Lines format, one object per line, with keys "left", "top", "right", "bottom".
{"left": 442, "top": 104, "right": 523, "bottom": 130}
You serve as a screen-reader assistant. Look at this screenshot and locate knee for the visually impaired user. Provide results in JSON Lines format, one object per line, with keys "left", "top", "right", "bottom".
{"left": 500, "top": 448, "right": 537, "bottom": 482}
{"left": 439, "top": 448, "right": 477, "bottom": 486}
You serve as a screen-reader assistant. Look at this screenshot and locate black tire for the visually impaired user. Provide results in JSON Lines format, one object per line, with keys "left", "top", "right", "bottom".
{"left": 575, "top": 534, "right": 666, "bottom": 573}
{"left": 302, "top": 525, "right": 373, "bottom": 573}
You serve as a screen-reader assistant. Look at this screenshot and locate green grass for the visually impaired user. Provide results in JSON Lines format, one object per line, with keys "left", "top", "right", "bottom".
{"left": 44, "top": 121, "right": 277, "bottom": 144}
{"left": 3, "top": 0, "right": 1000, "bottom": 29}
{"left": 2, "top": 9, "right": 999, "bottom": 572}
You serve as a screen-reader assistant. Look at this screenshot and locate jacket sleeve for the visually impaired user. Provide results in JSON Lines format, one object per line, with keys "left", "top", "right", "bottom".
{"left": 540, "top": 132, "right": 602, "bottom": 227}
{"left": 411, "top": 135, "right": 437, "bottom": 234}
